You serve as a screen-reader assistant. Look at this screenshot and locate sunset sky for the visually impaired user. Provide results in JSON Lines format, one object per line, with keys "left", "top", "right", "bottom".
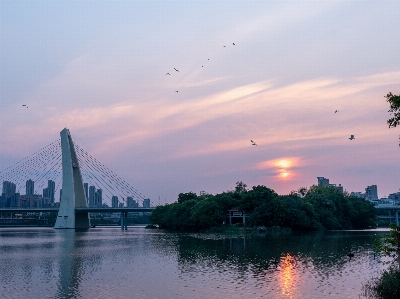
{"left": 1, "top": 1, "right": 399, "bottom": 204}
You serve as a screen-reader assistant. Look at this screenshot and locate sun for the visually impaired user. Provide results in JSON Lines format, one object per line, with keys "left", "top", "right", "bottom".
{"left": 280, "top": 171, "right": 289, "bottom": 178}
{"left": 275, "top": 159, "right": 291, "bottom": 169}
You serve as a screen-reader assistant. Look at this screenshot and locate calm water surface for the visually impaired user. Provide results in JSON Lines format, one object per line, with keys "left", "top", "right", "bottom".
{"left": 0, "top": 227, "right": 390, "bottom": 299}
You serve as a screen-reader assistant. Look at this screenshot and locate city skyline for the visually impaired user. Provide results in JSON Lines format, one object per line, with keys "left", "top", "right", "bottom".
{"left": 0, "top": 1, "right": 399, "bottom": 202}
{"left": 0, "top": 178, "right": 145, "bottom": 208}
{"left": 1, "top": 175, "right": 398, "bottom": 205}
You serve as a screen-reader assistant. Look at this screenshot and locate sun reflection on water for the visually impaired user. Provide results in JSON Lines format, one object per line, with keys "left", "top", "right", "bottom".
{"left": 279, "top": 254, "right": 297, "bottom": 298}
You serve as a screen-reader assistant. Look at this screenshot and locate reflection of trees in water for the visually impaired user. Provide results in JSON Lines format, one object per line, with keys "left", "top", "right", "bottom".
{"left": 172, "top": 231, "right": 382, "bottom": 279}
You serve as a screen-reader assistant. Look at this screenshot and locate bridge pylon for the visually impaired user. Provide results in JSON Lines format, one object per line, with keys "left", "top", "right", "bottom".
{"left": 54, "top": 128, "right": 90, "bottom": 229}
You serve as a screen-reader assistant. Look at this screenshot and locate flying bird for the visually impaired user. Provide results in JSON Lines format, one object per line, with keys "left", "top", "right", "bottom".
{"left": 223, "top": 46, "right": 226, "bottom": 47}
{"left": 349, "top": 135, "right": 355, "bottom": 140}
{"left": 233, "top": 43, "right": 235, "bottom": 45}
{"left": 22, "top": 104, "right": 26, "bottom": 106}
{"left": 335, "top": 110, "right": 338, "bottom": 113}
{"left": 175, "top": 91, "right": 178, "bottom": 93}
{"left": 166, "top": 73, "right": 170, "bottom": 75}
{"left": 174, "top": 68, "right": 179, "bottom": 72}
{"left": 251, "top": 140, "right": 257, "bottom": 146}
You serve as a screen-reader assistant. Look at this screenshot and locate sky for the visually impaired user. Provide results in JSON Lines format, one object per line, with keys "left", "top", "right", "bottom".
{"left": 1, "top": 0, "right": 399, "bottom": 205}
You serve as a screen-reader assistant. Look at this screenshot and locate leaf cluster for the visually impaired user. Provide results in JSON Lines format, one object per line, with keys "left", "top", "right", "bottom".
{"left": 385, "top": 92, "right": 400, "bottom": 128}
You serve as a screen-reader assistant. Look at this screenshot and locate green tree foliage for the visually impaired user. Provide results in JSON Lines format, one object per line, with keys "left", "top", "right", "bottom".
{"left": 373, "top": 224, "right": 399, "bottom": 260}
{"left": 235, "top": 181, "right": 247, "bottom": 193}
{"left": 149, "top": 183, "right": 377, "bottom": 231}
{"left": 301, "top": 185, "right": 376, "bottom": 230}
{"left": 149, "top": 190, "right": 239, "bottom": 231}
{"left": 280, "top": 195, "right": 321, "bottom": 230}
{"left": 385, "top": 92, "right": 400, "bottom": 128}
{"left": 239, "top": 185, "right": 278, "bottom": 214}
{"left": 178, "top": 192, "right": 198, "bottom": 203}
{"left": 190, "top": 198, "right": 226, "bottom": 230}
{"left": 363, "top": 266, "right": 400, "bottom": 299}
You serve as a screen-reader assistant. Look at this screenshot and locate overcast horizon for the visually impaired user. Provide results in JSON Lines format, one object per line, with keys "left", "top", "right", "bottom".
{"left": 1, "top": 1, "right": 399, "bottom": 204}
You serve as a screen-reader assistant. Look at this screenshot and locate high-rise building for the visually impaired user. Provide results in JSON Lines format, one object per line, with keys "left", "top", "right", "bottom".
{"left": 143, "top": 198, "right": 150, "bottom": 208}
{"left": 96, "top": 189, "right": 103, "bottom": 207}
{"left": 112, "top": 196, "right": 119, "bottom": 208}
{"left": 2, "top": 181, "right": 16, "bottom": 198}
{"left": 43, "top": 180, "right": 55, "bottom": 204}
{"left": 10, "top": 193, "right": 20, "bottom": 208}
{"left": 26, "top": 179, "right": 34, "bottom": 195}
{"left": 19, "top": 194, "right": 42, "bottom": 208}
{"left": 336, "top": 184, "right": 343, "bottom": 193}
{"left": 365, "top": 185, "right": 378, "bottom": 201}
{"left": 329, "top": 183, "right": 344, "bottom": 193}
{"left": 84, "top": 183, "right": 88, "bottom": 200}
{"left": 1, "top": 181, "right": 16, "bottom": 208}
{"left": 48, "top": 180, "right": 55, "bottom": 202}
{"left": 317, "top": 177, "right": 329, "bottom": 187}
{"left": 127, "top": 196, "right": 138, "bottom": 208}
{"left": 89, "top": 186, "right": 96, "bottom": 207}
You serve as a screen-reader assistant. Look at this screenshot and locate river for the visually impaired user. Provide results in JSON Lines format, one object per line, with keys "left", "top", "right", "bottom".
{"left": 0, "top": 227, "right": 390, "bottom": 299}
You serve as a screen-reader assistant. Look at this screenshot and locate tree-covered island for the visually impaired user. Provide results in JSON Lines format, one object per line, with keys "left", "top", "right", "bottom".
{"left": 149, "top": 182, "right": 376, "bottom": 231}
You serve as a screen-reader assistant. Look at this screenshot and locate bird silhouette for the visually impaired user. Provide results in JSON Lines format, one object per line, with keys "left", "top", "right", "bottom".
{"left": 223, "top": 46, "right": 226, "bottom": 47}
{"left": 174, "top": 68, "right": 179, "bottom": 72}
{"left": 335, "top": 110, "right": 338, "bottom": 113}
{"left": 347, "top": 252, "right": 354, "bottom": 260}
{"left": 349, "top": 135, "right": 355, "bottom": 140}
{"left": 166, "top": 73, "right": 170, "bottom": 75}
{"left": 251, "top": 140, "right": 257, "bottom": 146}
{"left": 233, "top": 43, "right": 235, "bottom": 45}
{"left": 175, "top": 91, "right": 178, "bottom": 93}
{"left": 22, "top": 104, "right": 26, "bottom": 106}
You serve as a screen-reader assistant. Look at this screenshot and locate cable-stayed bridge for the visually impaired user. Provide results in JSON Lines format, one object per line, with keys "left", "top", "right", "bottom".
{"left": 0, "top": 128, "right": 154, "bottom": 229}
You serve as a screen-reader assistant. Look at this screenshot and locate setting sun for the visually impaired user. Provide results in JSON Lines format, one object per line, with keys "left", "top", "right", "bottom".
{"left": 275, "top": 159, "right": 291, "bottom": 169}
{"left": 280, "top": 171, "right": 290, "bottom": 178}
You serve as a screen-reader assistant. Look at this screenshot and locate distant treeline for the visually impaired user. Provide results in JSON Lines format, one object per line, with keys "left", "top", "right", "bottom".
{"left": 149, "top": 182, "right": 376, "bottom": 231}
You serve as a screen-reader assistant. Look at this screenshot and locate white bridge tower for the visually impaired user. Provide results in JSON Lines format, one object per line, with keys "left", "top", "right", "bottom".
{"left": 54, "top": 128, "right": 90, "bottom": 229}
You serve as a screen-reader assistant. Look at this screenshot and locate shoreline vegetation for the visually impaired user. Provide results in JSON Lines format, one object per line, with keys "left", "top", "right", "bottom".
{"left": 363, "top": 224, "right": 400, "bottom": 299}
{"left": 149, "top": 182, "right": 377, "bottom": 232}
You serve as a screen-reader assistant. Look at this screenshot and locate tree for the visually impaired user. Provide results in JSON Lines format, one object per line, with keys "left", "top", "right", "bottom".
{"left": 239, "top": 185, "right": 278, "bottom": 213}
{"left": 235, "top": 181, "right": 247, "bottom": 193}
{"left": 178, "top": 192, "right": 198, "bottom": 203}
{"left": 385, "top": 92, "right": 400, "bottom": 128}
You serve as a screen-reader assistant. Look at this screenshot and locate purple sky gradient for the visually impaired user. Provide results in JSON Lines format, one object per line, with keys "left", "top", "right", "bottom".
{"left": 1, "top": 1, "right": 399, "bottom": 204}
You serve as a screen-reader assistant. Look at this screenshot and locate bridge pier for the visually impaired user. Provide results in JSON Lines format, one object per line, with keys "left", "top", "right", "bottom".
{"left": 54, "top": 128, "right": 90, "bottom": 229}
{"left": 120, "top": 211, "right": 128, "bottom": 230}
